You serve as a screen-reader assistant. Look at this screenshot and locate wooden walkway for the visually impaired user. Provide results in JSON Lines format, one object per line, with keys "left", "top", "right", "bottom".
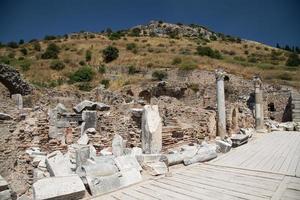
{"left": 92, "top": 131, "right": 300, "bottom": 200}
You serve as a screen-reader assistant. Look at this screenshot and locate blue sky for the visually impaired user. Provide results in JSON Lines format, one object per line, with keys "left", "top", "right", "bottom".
{"left": 0, "top": 0, "right": 299, "bottom": 46}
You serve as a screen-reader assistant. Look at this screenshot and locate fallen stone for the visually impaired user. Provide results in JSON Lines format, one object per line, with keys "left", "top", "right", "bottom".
{"left": 119, "top": 168, "right": 142, "bottom": 186}
{"left": 84, "top": 127, "right": 97, "bottom": 134}
{"left": 0, "top": 190, "right": 11, "bottom": 200}
{"left": 144, "top": 161, "right": 168, "bottom": 176}
{"left": 112, "top": 134, "right": 125, "bottom": 156}
{"left": 131, "top": 147, "right": 143, "bottom": 156}
{"left": 130, "top": 108, "right": 143, "bottom": 118}
{"left": 73, "top": 100, "right": 110, "bottom": 113}
{"left": 215, "top": 140, "right": 232, "bottom": 153}
{"left": 17, "top": 195, "right": 31, "bottom": 200}
{"left": 240, "top": 128, "right": 255, "bottom": 138}
{"left": 33, "top": 175, "right": 86, "bottom": 200}
{"left": 0, "top": 113, "right": 12, "bottom": 120}
{"left": 46, "top": 151, "right": 73, "bottom": 176}
{"left": 279, "top": 122, "right": 295, "bottom": 131}
{"left": 100, "top": 147, "right": 113, "bottom": 156}
{"left": 75, "top": 145, "right": 91, "bottom": 168}
{"left": 79, "top": 161, "right": 119, "bottom": 177}
{"left": 231, "top": 134, "right": 249, "bottom": 147}
{"left": 141, "top": 105, "right": 162, "bottom": 154}
{"left": 0, "top": 175, "right": 9, "bottom": 191}
{"left": 136, "top": 154, "right": 162, "bottom": 166}
{"left": 183, "top": 148, "right": 217, "bottom": 165}
{"left": 114, "top": 155, "right": 142, "bottom": 171}
{"left": 77, "top": 133, "right": 89, "bottom": 145}
{"left": 86, "top": 173, "right": 121, "bottom": 196}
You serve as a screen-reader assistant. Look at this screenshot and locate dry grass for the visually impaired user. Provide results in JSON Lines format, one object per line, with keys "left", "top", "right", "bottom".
{"left": 0, "top": 34, "right": 299, "bottom": 89}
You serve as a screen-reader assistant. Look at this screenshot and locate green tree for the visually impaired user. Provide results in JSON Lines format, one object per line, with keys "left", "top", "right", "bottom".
{"left": 286, "top": 53, "right": 300, "bottom": 67}
{"left": 19, "top": 39, "right": 24, "bottom": 45}
{"left": 85, "top": 50, "right": 92, "bottom": 62}
{"left": 152, "top": 70, "right": 168, "bottom": 81}
{"left": 196, "top": 46, "right": 222, "bottom": 59}
{"left": 33, "top": 42, "right": 41, "bottom": 51}
{"left": 7, "top": 41, "right": 18, "bottom": 48}
{"left": 20, "top": 48, "right": 28, "bottom": 55}
{"left": 50, "top": 60, "right": 65, "bottom": 70}
{"left": 102, "top": 46, "right": 119, "bottom": 63}
{"left": 69, "top": 66, "right": 95, "bottom": 82}
{"left": 41, "top": 43, "right": 60, "bottom": 59}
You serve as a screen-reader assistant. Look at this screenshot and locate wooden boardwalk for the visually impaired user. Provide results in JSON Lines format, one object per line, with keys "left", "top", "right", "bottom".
{"left": 92, "top": 131, "right": 300, "bottom": 200}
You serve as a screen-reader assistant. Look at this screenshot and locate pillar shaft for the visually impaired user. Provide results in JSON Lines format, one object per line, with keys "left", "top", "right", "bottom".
{"left": 253, "top": 76, "right": 264, "bottom": 130}
{"left": 215, "top": 70, "right": 227, "bottom": 139}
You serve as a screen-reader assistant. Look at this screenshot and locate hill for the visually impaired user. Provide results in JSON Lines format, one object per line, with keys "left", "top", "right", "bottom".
{"left": 0, "top": 20, "right": 299, "bottom": 91}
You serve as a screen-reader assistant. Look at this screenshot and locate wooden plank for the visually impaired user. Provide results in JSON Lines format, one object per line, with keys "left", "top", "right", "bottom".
{"left": 165, "top": 175, "right": 267, "bottom": 200}
{"left": 189, "top": 166, "right": 279, "bottom": 191}
{"left": 134, "top": 185, "right": 174, "bottom": 200}
{"left": 279, "top": 133, "right": 300, "bottom": 175}
{"left": 111, "top": 192, "right": 138, "bottom": 200}
{"left": 175, "top": 172, "right": 274, "bottom": 198}
{"left": 121, "top": 189, "right": 158, "bottom": 200}
{"left": 271, "top": 176, "right": 291, "bottom": 200}
{"left": 157, "top": 176, "right": 248, "bottom": 200}
{"left": 143, "top": 183, "right": 196, "bottom": 200}
{"left": 199, "top": 164, "right": 284, "bottom": 180}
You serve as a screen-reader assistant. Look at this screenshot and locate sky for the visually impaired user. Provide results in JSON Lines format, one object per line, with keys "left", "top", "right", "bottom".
{"left": 0, "top": 0, "right": 299, "bottom": 47}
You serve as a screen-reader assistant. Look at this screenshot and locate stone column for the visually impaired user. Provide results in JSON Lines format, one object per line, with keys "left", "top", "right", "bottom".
{"left": 141, "top": 105, "right": 162, "bottom": 154}
{"left": 253, "top": 76, "right": 265, "bottom": 131}
{"left": 215, "top": 69, "right": 227, "bottom": 139}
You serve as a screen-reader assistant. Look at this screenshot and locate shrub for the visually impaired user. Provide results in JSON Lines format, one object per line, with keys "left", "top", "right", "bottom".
{"left": 44, "top": 35, "right": 56, "bottom": 40}
{"left": 179, "top": 60, "right": 198, "bottom": 71}
{"left": 128, "top": 65, "right": 138, "bottom": 74}
{"left": 77, "top": 82, "right": 92, "bottom": 91}
{"left": 126, "top": 43, "right": 137, "bottom": 51}
{"left": 172, "top": 57, "right": 182, "bottom": 65}
{"left": 20, "top": 63, "right": 30, "bottom": 71}
{"left": 286, "top": 53, "right": 300, "bottom": 67}
{"left": 79, "top": 60, "right": 86, "bottom": 66}
{"left": 277, "top": 73, "right": 293, "bottom": 81}
{"left": 98, "top": 65, "right": 106, "bottom": 74}
{"left": 108, "top": 32, "right": 122, "bottom": 40}
{"left": 33, "top": 42, "right": 41, "bottom": 51}
{"left": 50, "top": 60, "right": 65, "bottom": 70}
{"left": 8, "top": 52, "right": 15, "bottom": 58}
{"left": 100, "top": 79, "right": 110, "bottom": 88}
{"left": 41, "top": 43, "right": 60, "bottom": 59}
{"left": 102, "top": 46, "right": 119, "bottom": 63}
{"left": 19, "top": 39, "right": 24, "bottom": 45}
{"left": 69, "top": 66, "right": 95, "bottom": 82}
{"left": 152, "top": 70, "right": 168, "bottom": 81}
{"left": 20, "top": 48, "right": 28, "bottom": 55}
{"left": 248, "top": 57, "right": 258, "bottom": 63}
{"left": 85, "top": 50, "right": 92, "bottom": 62}
{"left": 129, "top": 28, "right": 141, "bottom": 37}
{"left": 196, "top": 46, "right": 222, "bottom": 59}
{"left": 7, "top": 41, "right": 18, "bottom": 48}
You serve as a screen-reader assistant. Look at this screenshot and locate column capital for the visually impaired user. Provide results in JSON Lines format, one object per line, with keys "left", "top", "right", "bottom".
{"left": 253, "top": 75, "right": 262, "bottom": 88}
{"left": 215, "top": 69, "right": 226, "bottom": 81}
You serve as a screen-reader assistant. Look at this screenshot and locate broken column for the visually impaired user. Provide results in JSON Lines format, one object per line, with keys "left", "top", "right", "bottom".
{"left": 141, "top": 105, "right": 162, "bottom": 154}
{"left": 81, "top": 111, "right": 97, "bottom": 135}
{"left": 11, "top": 93, "right": 23, "bottom": 109}
{"left": 253, "top": 76, "right": 265, "bottom": 131}
{"left": 215, "top": 69, "right": 227, "bottom": 139}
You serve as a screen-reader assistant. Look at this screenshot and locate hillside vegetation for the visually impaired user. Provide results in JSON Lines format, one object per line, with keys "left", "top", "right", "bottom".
{"left": 0, "top": 20, "right": 299, "bottom": 90}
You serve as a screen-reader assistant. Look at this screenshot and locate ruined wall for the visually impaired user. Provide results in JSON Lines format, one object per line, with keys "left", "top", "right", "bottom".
{"left": 0, "top": 64, "right": 32, "bottom": 95}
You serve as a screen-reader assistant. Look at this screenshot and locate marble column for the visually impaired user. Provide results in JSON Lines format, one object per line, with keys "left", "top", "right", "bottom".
{"left": 215, "top": 69, "right": 227, "bottom": 139}
{"left": 253, "top": 76, "right": 265, "bottom": 131}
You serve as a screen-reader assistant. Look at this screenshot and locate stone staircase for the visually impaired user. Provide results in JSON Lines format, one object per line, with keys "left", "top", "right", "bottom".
{"left": 292, "top": 92, "right": 300, "bottom": 122}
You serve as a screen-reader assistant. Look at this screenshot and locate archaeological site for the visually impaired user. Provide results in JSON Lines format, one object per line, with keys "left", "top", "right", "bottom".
{"left": 0, "top": 3, "right": 300, "bottom": 199}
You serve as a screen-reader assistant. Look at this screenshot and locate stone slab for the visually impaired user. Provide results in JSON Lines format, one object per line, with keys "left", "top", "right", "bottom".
{"left": 33, "top": 175, "right": 86, "bottom": 200}
{"left": 86, "top": 173, "right": 121, "bottom": 196}
{"left": 114, "top": 155, "right": 142, "bottom": 171}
